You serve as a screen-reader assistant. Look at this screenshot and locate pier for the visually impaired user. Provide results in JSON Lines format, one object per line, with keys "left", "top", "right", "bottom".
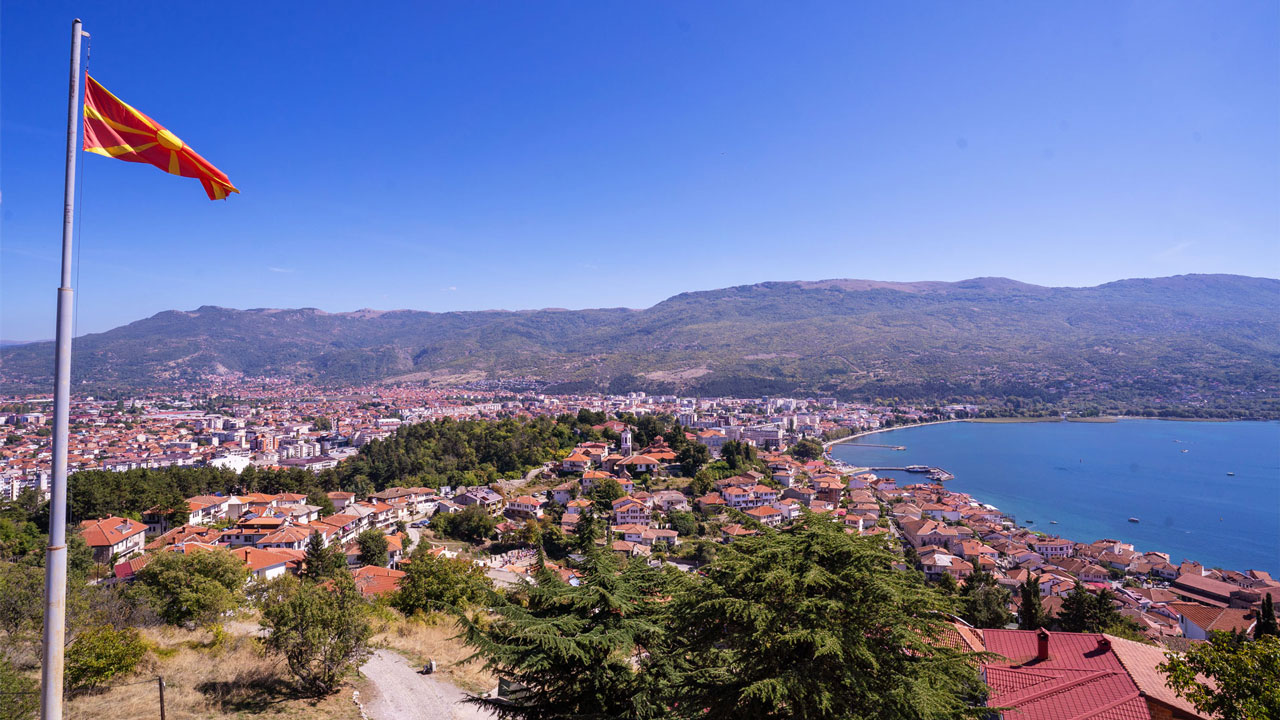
{"left": 860, "top": 466, "right": 956, "bottom": 481}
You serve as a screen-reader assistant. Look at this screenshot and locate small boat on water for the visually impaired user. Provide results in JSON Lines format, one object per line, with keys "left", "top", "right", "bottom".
{"left": 1227, "top": 472, "right": 1235, "bottom": 476}
{"left": 905, "top": 465, "right": 931, "bottom": 473}
{"left": 1181, "top": 449, "right": 1189, "bottom": 453}
{"left": 1128, "top": 517, "right": 1140, "bottom": 523}
{"left": 1025, "top": 520, "right": 1034, "bottom": 524}
{"left": 1050, "top": 520, "right": 1058, "bottom": 525}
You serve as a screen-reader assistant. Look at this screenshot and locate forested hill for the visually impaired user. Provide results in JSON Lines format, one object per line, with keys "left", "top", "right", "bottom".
{"left": 2, "top": 274, "right": 1277, "bottom": 412}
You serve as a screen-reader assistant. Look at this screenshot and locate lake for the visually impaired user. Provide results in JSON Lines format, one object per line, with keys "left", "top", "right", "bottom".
{"left": 829, "top": 419, "right": 1280, "bottom": 573}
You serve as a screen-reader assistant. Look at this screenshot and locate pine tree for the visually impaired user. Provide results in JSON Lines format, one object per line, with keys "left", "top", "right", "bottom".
{"left": 1018, "top": 577, "right": 1047, "bottom": 630}
{"left": 573, "top": 511, "right": 601, "bottom": 554}
{"left": 961, "top": 569, "right": 1014, "bottom": 629}
{"left": 1256, "top": 592, "right": 1279, "bottom": 639}
{"left": 300, "top": 531, "right": 346, "bottom": 582}
{"left": 459, "top": 551, "right": 673, "bottom": 719}
{"left": 662, "top": 515, "right": 984, "bottom": 720}
{"left": 1058, "top": 587, "right": 1121, "bottom": 633}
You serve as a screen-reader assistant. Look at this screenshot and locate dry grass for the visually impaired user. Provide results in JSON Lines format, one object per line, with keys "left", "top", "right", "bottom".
{"left": 371, "top": 612, "right": 496, "bottom": 695}
{"left": 65, "top": 625, "right": 364, "bottom": 720}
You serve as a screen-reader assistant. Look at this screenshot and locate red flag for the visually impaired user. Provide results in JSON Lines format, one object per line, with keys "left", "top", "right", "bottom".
{"left": 83, "top": 75, "right": 238, "bottom": 200}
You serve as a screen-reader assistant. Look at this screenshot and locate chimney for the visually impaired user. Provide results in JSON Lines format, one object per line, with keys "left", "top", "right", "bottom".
{"left": 1096, "top": 636, "right": 1111, "bottom": 653}
{"left": 1036, "top": 628, "right": 1051, "bottom": 662}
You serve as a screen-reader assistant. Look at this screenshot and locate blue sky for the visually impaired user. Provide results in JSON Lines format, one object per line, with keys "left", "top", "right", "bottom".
{"left": 3, "top": 2, "right": 1277, "bottom": 340}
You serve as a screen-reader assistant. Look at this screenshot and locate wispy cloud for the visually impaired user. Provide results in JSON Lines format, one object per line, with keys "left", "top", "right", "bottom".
{"left": 446, "top": 286, "right": 457, "bottom": 291}
{"left": 1156, "top": 241, "right": 1193, "bottom": 260}
{"left": 268, "top": 267, "right": 294, "bottom": 273}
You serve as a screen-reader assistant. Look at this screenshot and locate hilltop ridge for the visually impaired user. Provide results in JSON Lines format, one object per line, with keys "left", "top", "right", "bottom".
{"left": 2, "top": 274, "right": 1276, "bottom": 412}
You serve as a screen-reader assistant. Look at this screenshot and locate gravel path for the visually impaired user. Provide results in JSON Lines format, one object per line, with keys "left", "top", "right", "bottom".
{"left": 361, "top": 649, "right": 494, "bottom": 720}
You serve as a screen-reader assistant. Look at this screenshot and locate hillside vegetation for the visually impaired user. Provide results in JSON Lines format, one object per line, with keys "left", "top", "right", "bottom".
{"left": 2, "top": 274, "right": 1276, "bottom": 412}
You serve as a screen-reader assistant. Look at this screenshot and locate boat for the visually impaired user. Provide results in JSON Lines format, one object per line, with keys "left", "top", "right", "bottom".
{"left": 905, "top": 465, "right": 931, "bottom": 473}
{"left": 1227, "top": 472, "right": 1235, "bottom": 476}
{"left": 1128, "top": 517, "right": 1140, "bottom": 523}
{"left": 1181, "top": 449, "right": 1189, "bottom": 453}
{"left": 1025, "top": 520, "right": 1034, "bottom": 524}
{"left": 1050, "top": 520, "right": 1059, "bottom": 525}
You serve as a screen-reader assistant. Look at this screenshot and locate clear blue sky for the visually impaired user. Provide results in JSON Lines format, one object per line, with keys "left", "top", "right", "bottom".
{"left": 3, "top": 1, "right": 1277, "bottom": 341}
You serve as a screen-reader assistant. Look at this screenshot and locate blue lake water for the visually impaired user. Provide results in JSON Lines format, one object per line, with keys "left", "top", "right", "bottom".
{"left": 830, "top": 419, "right": 1280, "bottom": 573}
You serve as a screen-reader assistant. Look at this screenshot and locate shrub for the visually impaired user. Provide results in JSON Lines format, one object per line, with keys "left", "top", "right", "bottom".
{"left": 261, "top": 576, "right": 372, "bottom": 696}
{"left": 0, "top": 657, "right": 37, "bottom": 720}
{"left": 65, "top": 625, "right": 147, "bottom": 692}
{"left": 136, "top": 548, "right": 247, "bottom": 627}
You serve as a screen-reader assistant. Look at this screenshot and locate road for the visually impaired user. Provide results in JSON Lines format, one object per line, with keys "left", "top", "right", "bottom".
{"left": 495, "top": 461, "right": 553, "bottom": 495}
{"left": 361, "top": 649, "right": 494, "bottom": 720}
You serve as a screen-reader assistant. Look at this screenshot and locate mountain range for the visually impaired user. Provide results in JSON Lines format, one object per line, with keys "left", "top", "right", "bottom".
{"left": 2, "top": 274, "right": 1277, "bottom": 410}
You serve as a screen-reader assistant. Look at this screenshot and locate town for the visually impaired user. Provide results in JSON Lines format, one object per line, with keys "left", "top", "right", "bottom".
{"left": 2, "top": 380, "right": 1274, "bottom": 719}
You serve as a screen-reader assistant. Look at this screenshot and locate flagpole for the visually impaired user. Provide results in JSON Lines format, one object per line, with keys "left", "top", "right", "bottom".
{"left": 41, "top": 17, "right": 83, "bottom": 720}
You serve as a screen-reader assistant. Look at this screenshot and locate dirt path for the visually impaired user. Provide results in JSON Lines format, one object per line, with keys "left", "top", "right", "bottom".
{"left": 361, "top": 649, "right": 494, "bottom": 720}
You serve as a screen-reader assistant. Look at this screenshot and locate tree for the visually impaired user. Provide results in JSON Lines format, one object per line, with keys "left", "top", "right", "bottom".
{"left": 688, "top": 470, "right": 716, "bottom": 498}
{"left": 356, "top": 529, "right": 389, "bottom": 568}
{"left": 668, "top": 511, "right": 698, "bottom": 539}
{"left": 393, "top": 546, "right": 493, "bottom": 615}
{"left": 719, "top": 441, "right": 756, "bottom": 471}
{"left": 1159, "top": 632, "right": 1280, "bottom": 720}
{"left": 433, "top": 505, "right": 498, "bottom": 544}
{"left": 310, "top": 416, "right": 333, "bottom": 431}
{"left": 573, "top": 511, "right": 601, "bottom": 553}
{"left": 0, "top": 561, "right": 42, "bottom": 637}
{"left": 0, "top": 657, "right": 37, "bottom": 720}
{"left": 589, "top": 477, "right": 626, "bottom": 514}
{"left": 788, "top": 438, "right": 824, "bottom": 462}
{"left": 300, "top": 532, "right": 347, "bottom": 582}
{"left": 1018, "top": 577, "right": 1048, "bottom": 630}
{"left": 1057, "top": 587, "right": 1122, "bottom": 634}
{"left": 459, "top": 552, "right": 673, "bottom": 719}
{"left": 676, "top": 443, "right": 710, "bottom": 477}
{"left": 307, "top": 489, "right": 336, "bottom": 517}
{"left": 960, "top": 569, "right": 1013, "bottom": 629}
{"left": 1255, "top": 592, "right": 1278, "bottom": 639}
{"left": 136, "top": 548, "right": 247, "bottom": 627}
{"left": 935, "top": 571, "right": 958, "bottom": 595}
{"left": 65, "top": 624, "right": 147, "bottom": 692}
{"left": 663, "top": 515, "right": 985, "bottom": 719}
{"left": 261, "top": 575, "right": 373, "bottom": 696}
{"left": 538, "top": 523, "right": 572, "bottom": 559}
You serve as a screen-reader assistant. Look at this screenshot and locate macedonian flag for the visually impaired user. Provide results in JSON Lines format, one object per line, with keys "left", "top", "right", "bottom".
{"left": 83, "top": 75, "right": 238, "bottom": 200}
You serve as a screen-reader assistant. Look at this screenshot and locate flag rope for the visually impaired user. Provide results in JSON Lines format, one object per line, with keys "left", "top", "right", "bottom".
{"left": 72, "top": 35, "right": 91, "bottom": 341}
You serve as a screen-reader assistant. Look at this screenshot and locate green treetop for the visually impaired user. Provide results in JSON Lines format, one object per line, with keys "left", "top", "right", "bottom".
{"left": 661, "top": 515, "right": 985, "bottom": 720}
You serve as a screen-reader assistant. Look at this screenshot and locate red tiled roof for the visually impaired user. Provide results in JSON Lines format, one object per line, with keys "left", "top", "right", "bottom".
{"left": 113, "top": 554, "right": 152, "bottom": 580}
{"left": 228, "top": 547, "right": 295, "bottom": 572}
{"left": 352, "top": 565, "right": 405, "bottom": 597}
{"left": 79, "top": 516, "right": 147, "bottom": 547}
{"left": 1168, "top": 602, "right": 1256, "bottom": 634}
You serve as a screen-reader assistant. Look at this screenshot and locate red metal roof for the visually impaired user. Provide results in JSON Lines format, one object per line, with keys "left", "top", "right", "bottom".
{"left": 982, "top": 630, "right": 1155, "bottom": 720}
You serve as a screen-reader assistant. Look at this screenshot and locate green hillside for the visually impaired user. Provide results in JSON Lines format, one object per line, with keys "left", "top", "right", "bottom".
{"left": 2, "top": 274, "right": 1276, "bottom": 413}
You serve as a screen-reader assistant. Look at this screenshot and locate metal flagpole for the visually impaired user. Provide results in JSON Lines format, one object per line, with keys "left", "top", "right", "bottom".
{"left": 41, "top": 17, "right": 84, "bottom": 720}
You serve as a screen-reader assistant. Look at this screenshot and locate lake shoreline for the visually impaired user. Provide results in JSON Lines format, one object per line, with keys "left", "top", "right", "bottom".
{"left": 828, "top": 415, "right": 1252, "bottom": 449}
{"left": 827, "top": 419, "right": 1279, "bottom": 573}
